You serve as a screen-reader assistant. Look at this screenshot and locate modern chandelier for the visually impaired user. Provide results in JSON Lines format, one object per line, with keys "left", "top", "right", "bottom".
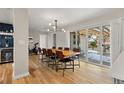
{"left": 47, "top": 20, "right": 66, "bottom": 32}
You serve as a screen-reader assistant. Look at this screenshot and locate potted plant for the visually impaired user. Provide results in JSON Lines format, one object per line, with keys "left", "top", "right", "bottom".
{"left": 90, "top": 41, "right": 97, "bottom": 50}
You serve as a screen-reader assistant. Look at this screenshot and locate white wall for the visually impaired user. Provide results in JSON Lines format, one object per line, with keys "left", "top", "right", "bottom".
{"left": 29, "top": 31, "right": 48, "bottom": 49}
{"left": 40, "top": 34, "right": 47, "bottom": 48}
{"left": 47, "top": 33, "right": 53, "bottom": 48}
{"left": 80, "top": 36, "right": 87, "bottom": 53}
{"left": 56, "top": 32, "right": 70, "bottom": 47}
{"left": 13, "top": 9, "right": 29, "bottom": 79}
{"left": 110, "top": 18, "right": 124, "bottom": 80}
{"left": 47, "top": 31, "right": 70, "bottom": 48}
{"left": 111, "top": 19, "right": 122, "bottom": 63}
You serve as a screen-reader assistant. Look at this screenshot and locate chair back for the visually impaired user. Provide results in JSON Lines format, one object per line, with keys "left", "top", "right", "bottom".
{"left": 56, "top": 51, "right": 64, "bottom": 60}
{"left": 52, "top": 46, "right": 56, "bottom": 49}
{"left": 58, "top": 47, "right": 63, "bottom": 50}
{"left": 38, "top": 47, "right": 42, "bottom": 53}
{"left": 47, "top": 49, "right": 53, "bottom": 57}
{"left": 73, "top": 48, "right": 80, "bottom": 52}
{"left": 64, "top": 47, "right": 70, "bottom": 51}
{"left": 42, "top": 48, "right": 47, "bottom": 55}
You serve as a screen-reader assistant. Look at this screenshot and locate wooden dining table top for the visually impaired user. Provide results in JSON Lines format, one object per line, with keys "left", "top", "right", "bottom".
{"left": 51, "top": 49, "right": 80, "bottom": 57}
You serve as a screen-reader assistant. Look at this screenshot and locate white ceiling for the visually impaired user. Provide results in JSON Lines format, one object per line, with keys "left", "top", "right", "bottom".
{"left": 1, "top": 8, "right": 124, "bottom": 32}
{"left": 28, "top": 8, "right": 104, "bottom": 31}
{"left": 0, "top": 8, "right": 12, "bottom": 24}
{"left": 28, "top": 8, "right": 124, "bottom": 32}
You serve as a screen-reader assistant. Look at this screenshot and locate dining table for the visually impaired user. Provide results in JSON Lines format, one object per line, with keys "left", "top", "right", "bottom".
{"left": 51, "top": 49, "right": 80, "bottom": 57}
{"left": 49, "top": 48, "right": 81, "bottom": 72}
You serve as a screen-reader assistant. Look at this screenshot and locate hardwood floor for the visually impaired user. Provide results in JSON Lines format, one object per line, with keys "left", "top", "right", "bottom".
{"left": 0, "top": 55, "right": 112, "bottom": 84}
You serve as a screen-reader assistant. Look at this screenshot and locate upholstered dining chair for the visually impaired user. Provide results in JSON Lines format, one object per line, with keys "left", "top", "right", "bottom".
{"left": 52, "top": 46, "right": 56, "bottom": 49}
{"left": 38, "top": 47, "right": 42, "bottom": 60}
{"left": 56, "top": 51, "right": 74, "bottom": 76}
{"left": 72, "top": 48, "right": 81, "bottom": 68}
{"left": 42, "top": 48, "right": 48, "bottom": 62}
{"left": 58, "top": 47, "right": 63, "bottom": 50}
{"left": 64, "top": 47, "right": 70, "bottom": 51}
{"left": 47, "top": 49, "right": 57, "bottom": 68}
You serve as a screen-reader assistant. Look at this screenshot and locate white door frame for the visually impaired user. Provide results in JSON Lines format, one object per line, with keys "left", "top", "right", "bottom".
{"left": 78, "top": 22, "right": 112, "bottom": 68}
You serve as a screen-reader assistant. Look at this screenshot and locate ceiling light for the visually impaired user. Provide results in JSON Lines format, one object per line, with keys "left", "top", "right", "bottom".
{"left": 47, "top": 29, "right": 50, "bottom": 32}
{"left": 47, "top": 20, "right": 65, "bottom": 32}
{"left": 62, "top": 29, "right": 66, "bottom": 32}
{"left": 62, "top": 29, "right": 64, "bottom": 31}
{"left": 53, "top": 26, "right": 56, "bottom": 29}
{"left": 49, "top": 23, "right": 52, "bottom": 26}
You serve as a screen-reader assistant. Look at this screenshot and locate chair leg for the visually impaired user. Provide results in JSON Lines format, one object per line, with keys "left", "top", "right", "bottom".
{"left": 55, "top": 61, "right": 58, "bottom": 72}
{"left": 63, "top": 68, "right": 65, "bottom": 76}
{"left": 78, "top": 56, "right": 80, "bottom": 68}
{"left": 52, "top": 60, "right": 55, "bottom": 69}
{"left": 73, "top": 60, "right": 74, "bottom": 72}
{"left": 42, "top": 54, "right": 43, "bottom": 62}
{"left": 48, "top": 58, "right": 50, "bottom": 67}
{"left": 63, "top": 62, "right": 66, "bottom": 76}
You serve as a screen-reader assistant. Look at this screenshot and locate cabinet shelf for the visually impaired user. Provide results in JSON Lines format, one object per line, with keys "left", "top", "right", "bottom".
{"left": 0, "top": 32, "right": 13, "bottom": 36}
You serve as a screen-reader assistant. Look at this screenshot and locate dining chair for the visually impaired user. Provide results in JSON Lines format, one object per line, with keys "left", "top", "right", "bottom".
{"left": 38, "top": 47, "right": 42, "bottom": 60}
{"left": 58, "top": 47, "right": 63, "bottom": 50}
{"left": 38, "top": 47, "right": 42, "bottom": 54}
{"left": 64, "top": 47, "right": 70, "bottom": 51}
{"left": 47, "top": 49, "right": 57, "bottom": 68}
{"left": 42, "top": 48, "right": 48, "bottom": 62}
{"left": 56, "top": 51, "right": 74, "bottom": 76}
{"left": 52, "top": 46, "right": 56, "bottom": 49}
{"left": 72, "top": 48, "right": 81, "bottom": 68}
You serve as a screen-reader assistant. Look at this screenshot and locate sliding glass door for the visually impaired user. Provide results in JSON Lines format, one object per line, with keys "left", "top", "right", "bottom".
{"left": 70, "top": 24, "right": 111, "bottom": 67}
{"left": 87, "top": 25, "right": 111, "bottom": 66}
{"left": 79, "top": 29, "right": 87, "bottom": 61}
{"left": 87, "top": 26, "right": 101, "bottom": 64}
{"left": 101, "top": 25, "right": 111, "bottom": 66}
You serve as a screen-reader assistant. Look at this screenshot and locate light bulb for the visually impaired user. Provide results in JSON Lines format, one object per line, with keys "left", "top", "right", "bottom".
{"left": 62, "top": 29, "right": 66, "bottom": 32}
{"left": 49, "top": 23, "right": 51, "bottom": 26}
{"left": 47, "top": 29, "right": 50, "bottom": 31}
{"left": 62, "top": 29, "right": 64, "bottom": 31}
{"left": 53, "top": 26, "right": 56, "bottom": 29}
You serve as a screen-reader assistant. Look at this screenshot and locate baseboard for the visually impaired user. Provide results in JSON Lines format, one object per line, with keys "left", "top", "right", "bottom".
{"left": 13, "top": 72, "right": 30, "bottom": 80}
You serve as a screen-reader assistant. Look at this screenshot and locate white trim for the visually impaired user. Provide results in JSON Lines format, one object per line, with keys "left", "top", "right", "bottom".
{"left": 13, "top": 72, "right": 30, "bottom": 80}
{"left": 80, "top": 59, "right": 111, "bottom": 69}
{"left": 67, "top": 20, "right": 112, "bottom": 32}
{"left": 73, "top": 23, "right": 111, "bottom": 67}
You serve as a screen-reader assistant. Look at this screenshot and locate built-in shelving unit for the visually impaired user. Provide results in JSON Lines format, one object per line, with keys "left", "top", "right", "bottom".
{"left": 0, "top": 23, "right": 14, "bottom": 64}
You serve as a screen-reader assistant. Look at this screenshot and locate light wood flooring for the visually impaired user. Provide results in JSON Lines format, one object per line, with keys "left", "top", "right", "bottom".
{"left": 0, "top": 55, "right": 112, "bottom": 84}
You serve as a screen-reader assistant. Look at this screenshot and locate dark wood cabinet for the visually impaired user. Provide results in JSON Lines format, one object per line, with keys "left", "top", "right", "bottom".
{"left": 0, "top": 23, "right": 14, "bottom": 64}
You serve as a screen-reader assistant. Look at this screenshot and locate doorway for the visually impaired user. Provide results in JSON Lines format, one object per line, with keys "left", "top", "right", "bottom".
{"left": 40, "top": 34, "right": 47, "bottom": 49}
{"left": 71, "top": 25, "right": 111, "bottom": 67}
{"left": 87, "top": 25, "right": 111, "bottom": 66}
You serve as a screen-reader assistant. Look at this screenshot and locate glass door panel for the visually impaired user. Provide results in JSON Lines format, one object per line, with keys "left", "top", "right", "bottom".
{"left": 70, "top": 32, "right": 77, "bottom": 49}
{"left": 88, "top": 27, "right": 101, "bottom": 64}
{"left": 102, "top": 25, "right": 111, "bottom": 66}
{"left": 78, "top": 29, "right": 87, "bottom": 61}
{"left": 70, "top": 25, "right": 111, "bottom": 67}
